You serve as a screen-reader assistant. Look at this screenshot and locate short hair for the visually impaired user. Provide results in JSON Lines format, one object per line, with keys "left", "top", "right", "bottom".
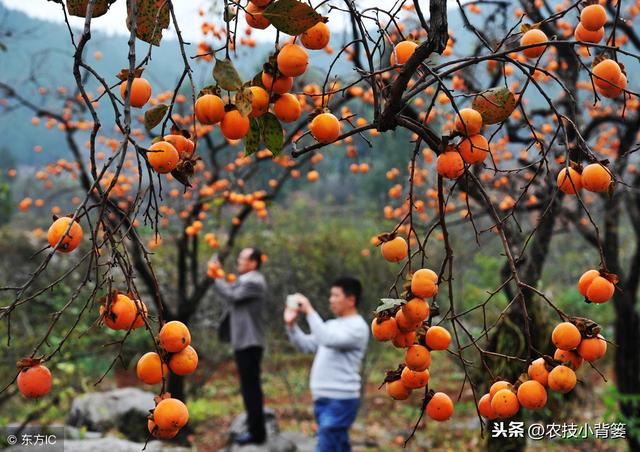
{"left": 331, "top": 276, "right": 362, "bottom": 306}
{"left": 248, "top": 247, "right": 263, "bottom": 269}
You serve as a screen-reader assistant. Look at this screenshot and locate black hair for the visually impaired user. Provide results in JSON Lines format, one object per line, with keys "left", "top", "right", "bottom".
{"left": 248, "top": 247, "right": 263, "bottom": 269}
{"left": 331, "top": 276, "right": 362, "bottom": 306}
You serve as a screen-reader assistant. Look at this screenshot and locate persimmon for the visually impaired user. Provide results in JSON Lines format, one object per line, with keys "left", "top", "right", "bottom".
{"left": 574, "top": 23, "right": 604, "bottom": 43}
{"left": 153, "top": 397, "right": 189, "bottom": 430}
{"left": 578, "top": 269, "right": 615, "bottom": 303}
{"left": 245, "top": 2, "right": 270, "bottom": 30}
{"left": 478, "top": 393, "right": 497, "bottom": 420}
{"left": 273, "top": 93, "right": 302, "bottom": 123}
{"left": 395, "top": 309, "right": 420, "bottom": 332}
{"left": 597, "top": 73, "right": 626, "bottom": 99}
{"left": 580, "top": 4, "right": 607, "bottom": 32}
{"left": 405, "top": 344, "right": 431, "bottom": 371}
{"left": 592, "top": 59, "right": 622, "bottom": 89}
{"left": 454, "top": 108, "right": 483, "bottom": 136}
{"left": 426, "top": 392, "right": 454, "bottom": 421}
{"left": 301, "top": 22, "right": 330, "bottom": 50}
{"left": 119, "top": 77, "right": 152, "bottom": 108}
{"left": 401, "top": 366, "right": 429, "bottom": 389}
{"left": 577, "top": 335, "right": 607, "bottom": 362}
{"left": 517, "top": 380, "right": 547, "bottom": 410}
{"left": 520, "top": 29, "right": 548, "bottom": 59}
{"left": 148, "top": 419, "right": 179, "bottom": 440}
{"left": 392, "top": 330, "right": 416, "bottom": 348}
{"left": 48, "top": 217, "right": 83, "bottom": 253}
{"left": 220, "top": 109, "right": 250, "bottom": 140}
{"left": 436, "top": 150, "right": 465, "bottom": 179}
{"left": 169, "top": 345, "right": 199, "bottom": 376}
{"left": 458, "top": 134, "right": 489, "bottom": 165}
{"left": 489, "top": 380, "right": 511, "bottom": 399}
{"left": 386, "top": 379, "right": 411, "bottom": 400}
{"left": 425, "top": 326, "right": 451, "bottom": 351}
{"left": 557, "top": 167, "right": 582, "bottom": 194}
{"left": 491, "top": 388, "right": 519, "bottom": 418}
{"left": 195, "top": 94, "right": 225, "bottom": 125}
{"left": 371, "top": 317, "right": 398, "bottom": 341}
{"left": 136, "top": 352, "right": 168, "bottom": 385}
{"left": 17, "top": 364, "right": 52, "bottom": 398}
{"left": 581, "top": 163, "right": 612, "bottom": 193}
{"left": 159, "top": 321, "right": 191, "bottom": 353}
{"left": 381, "top": 236, "right": 408, "bottom": 262}
{"left": 101, "top": 293, "right": 137, "bottom": 330}
{"left": 552, "top": 322, "right": 582, "bottom": 351}
{"left": 132, "top": 299, "right": 148, "bottom": 329}
{"left": 250, "top": 0, "right": 272, "bottom": 6}
{"left": 277, "top": 44, "right": 309, "bottom": 77}
{"left": 411, "top": 268, "right": 438, "bottom": 298}
{"left": 163, "top": 134, "right": 194, "bottom": 159}
{"left": 402, "top": 298, "right": 429, "bottom": 324}
{"left": 547, "top": 365, "right": 577, "bottom": 393}
{"left": 527, "top": 357, "right": 549, "bottom": 386}
{"left": 148, "top": 141, "right": 179, "bottom": 174}
{"left": 310, "top": 112, "right": 341, "bottom": 144}
{"left": 554, "top": 348, "right": 583, "bottom": 369}
{"left": 249, "top": 86, "right": 269, "bottom": 117}
{"left": 390, "top": 41, "right": 418, "bottom": 69}
{"left": 261, "top": 71, "right": 293, "bottom": 94}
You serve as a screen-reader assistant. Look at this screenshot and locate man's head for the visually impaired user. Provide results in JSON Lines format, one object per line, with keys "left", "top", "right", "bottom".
{"left": 329, "top": 276, "right": 362, "bottom": 317}
{"left": 236, "top": 247, "right": 262, "bottom": 274}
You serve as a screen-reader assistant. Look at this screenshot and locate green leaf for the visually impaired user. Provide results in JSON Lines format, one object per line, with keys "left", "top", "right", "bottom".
{"left": 261, "top": 113, "right": 283, "bottom": 156}
{"left": 244, "top": 118, "right": 262, "bottom": 156}
{"left": 375, "top": 298, "right": 404, "bottom": 314}
{"left": 144, "top": 103, "right": 169, "bottom": 130}
{"left": 235, "top": 87, "right": 254, "bottom": 117}
{"left": 126, "top": 0, "right": 170, "bottom": 46}
{"left": 67, "top": 0, "right": 113, "bottom": 18}
{"left": 213, "top": 58, "right": 243, "bottom": 92}
{"left": 262, "top": 0, "right": 324, "bottom": 36}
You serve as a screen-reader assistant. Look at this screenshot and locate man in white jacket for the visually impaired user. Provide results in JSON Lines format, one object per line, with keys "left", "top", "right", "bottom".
{"left": 284, "top": 277, "right": 369, "bottom": 452}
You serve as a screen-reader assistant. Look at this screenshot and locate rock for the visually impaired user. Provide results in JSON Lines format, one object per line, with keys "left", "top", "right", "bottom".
{"left": 226, "top": 430, "right": 316, "bottom": 452}
{"left": 66, "top": 387, "right": 155, "bottom": 437}
{"left": 228, "top": 408, "right": 279, "bottom": 440}
{"left": 6, "top": 437, "right": 190, "bottom": 452}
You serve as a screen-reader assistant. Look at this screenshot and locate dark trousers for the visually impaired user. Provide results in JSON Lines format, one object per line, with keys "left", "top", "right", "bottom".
{"left": 234, "top": 346, "right": 266, "bottom": 442}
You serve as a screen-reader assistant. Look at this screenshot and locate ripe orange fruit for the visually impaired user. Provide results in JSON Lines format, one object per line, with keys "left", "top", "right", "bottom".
{"left": 48, "top": 217, "right": 83, "bottom": 253}
{"left": 527, "top": 357, "right": 549, "bottom": 386}
{"left": 261, "top": 71, "right": 293, "bottom": 94}
{"left": 577, "top": 335, "right": 607, "bottom": 362}
{"left": 148, "top": 141, "right": 179, "bottom": 174}
{"left": 277, "top": 44, "right": 309, "bottom": 77}
{"left": 580, "top": 4, "right": 607, "bottom": 32}
{"left": 411, "top": 268, "right": 438, "bottom": 298}
{"left": 273, "top": 93, "right": 302, "bottom": 123}
{"left": 136, "top": 352, "right": 168, "bottom": 385}
{"left": 402, "top": 298, "right": 429, "bottom": 324}
{"left": 395, "top": 309, "right": 420, "bottom": 333}
{"left": 581, "top": 163, "right": 612, "bottom": 192}
{"left": 392, "top": 330, "right": 416, "bottom": 348}
{"left": 249, "top": 86, "right": 269, "bottom": 117}
{"left": 390, "top": 41, "right": 418, "bottom": 69}
{"left": 436, "top": 150, "right": 465, "bottom": 179}
{"left": 491, "top": 388, "right": 519, "bottom": 418}
{"left": 119, "top": 77, "right": 152, "bottom": 108}
{"left": 195, "top": 94, "right": 225, "bottom": 125}
{"left": 301, "top": 22, "right": 330, "bottom": 50}
{"left": 310, "top": 113, "right": 341, "bottom": 144}
{"left": 517, "top": 380, "right": 547, "bottom": 410}
{"left": 547, "top": 365, "right": 577, "bottom": 393}
{"left": 245, "top": 2, "right": 270, "bottom": 29}
{"left": 381, "top": 236, "right": 408, "bottom": 262}
{"left": 405, "top": 344, "right": 431, "bottom": 371}
{"left": 454, "top": 108, "right": 483, "bottom": 136}
{"left": 220, "top": 109, "right": 250, "bottom": 140}
{"left": 148, "top": 419, "right": 179, "bottom": 440}
{"left": 17, "top": 364, "right": 52, "bottom": 398}
{"left": 578, "top": 269, "right": 615, "bottom": 303}
{"left": 371, "top": 317, "right": 398, "bottom": 341}
{"left": 478, "top": 393, "right": 497, "bottom": 419}
{"left": 169, "top": 345, "right": 199, "bottom": 376}
{"left": 163, "top": 134, "right": 194, "bottom": 159}
{"left": 386, "top": 379, "right": 411, "bottom": 400}
{"left": 458, "top": 134, "right": 489, "bottom": 165}
{"left": 520, "top": 29, "right": 548, "bottom": 59}
{"left": 101, "top": 293, "right": 137, "bottom": 330}
{"left": 425, "top": 326, "right": 451, "bottom": 351}
{"left": 132, "top": 299, "right": 148, "bottom": 329}
{"left": 401, "top": 366, "right": 429, "bottom": 389}
{"left": 557, "top": 167, "right": 582, "bottom": 194}
{"left": 574, "top": 23, "right": 604, "bottom": 43}
{"left": 159, "top": 321, "right": 191, "bottom": 353}
{"left": 153, "top": 397, "right": 189, "bottom": 430}
{"left": 426, "top": 392, "right": 454, "bottom": 421}
{"left": 554, "top": 348, "right": 583, "bottom": 369}
{"left": 489, "top": 380, "right": 511, "bottom": 400}
{"left": 592, "top": 59, "right": 622, "bottom": 89}
{"left": 552, "top": 322, "right": 582, "bottom": 351}
{"left": 250, "top": 0, "right": 272, "bottom": 6}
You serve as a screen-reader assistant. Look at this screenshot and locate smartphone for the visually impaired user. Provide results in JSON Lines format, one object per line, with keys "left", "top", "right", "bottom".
{"left": 285, "top": 294, "right": 300, "bottom": 309}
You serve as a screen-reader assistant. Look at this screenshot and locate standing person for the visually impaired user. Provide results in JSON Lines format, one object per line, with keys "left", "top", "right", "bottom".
{"left": 212, "top": 247, "right": 267, "bottom": 445}
{"left": 284, "top": 277, "right": 370, "bottom": 452}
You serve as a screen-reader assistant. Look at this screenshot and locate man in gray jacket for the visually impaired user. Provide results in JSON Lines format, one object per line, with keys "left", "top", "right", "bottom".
{"left": 212, "top": 247, "right": 267, "bottom": 445}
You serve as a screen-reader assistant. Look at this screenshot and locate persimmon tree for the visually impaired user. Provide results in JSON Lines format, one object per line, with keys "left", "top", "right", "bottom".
{"left": 1, "top": 0, "right": 640, "bottom": 449}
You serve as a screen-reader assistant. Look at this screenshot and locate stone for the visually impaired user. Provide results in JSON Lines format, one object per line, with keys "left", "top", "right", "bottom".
{"left": 6, "top": 437, "right": 190, "bottom": 452}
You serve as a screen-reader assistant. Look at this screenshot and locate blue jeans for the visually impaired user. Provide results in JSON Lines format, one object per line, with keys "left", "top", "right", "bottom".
{"left": 313, "top": 397, "right": 360, "bottom": 452}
